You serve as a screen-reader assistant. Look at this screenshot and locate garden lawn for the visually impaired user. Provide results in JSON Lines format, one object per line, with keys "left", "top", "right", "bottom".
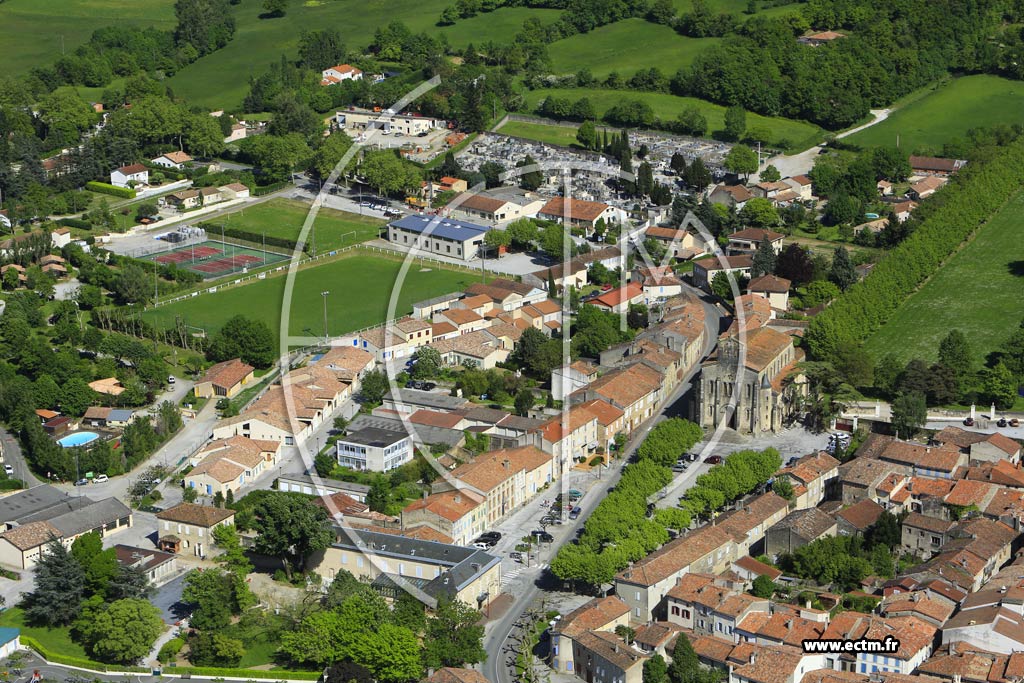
{"left": 521, "top": 87, "right": 822, "bottom": 152}
{"left": 438, "top": 7, "right": 562, "bottom": 47}
{"left": 208, "top": 198, "right": 386, "bottom": 254}
{"left": 166, "top": 0, "right": 452, "bottom": 110}
{"left": 863, "top": 190, "right": 1024, "bottom": 365}
{"left": 142, "top": 252, "right": 479, "bottom": 345}
{"left": 0, "top": 607, "right": 89, "bottom": 659}
{"left": 0, "top": 0, "right": 175, "bottom": 76}
{"left": 846, "top": 75, "right": 1024, "bottom": 152}
{"left": 498, "top": 120, "right": 584, "bottom": 147}
{"left": 547, "top": 19, "right": 720, "bottom": 79}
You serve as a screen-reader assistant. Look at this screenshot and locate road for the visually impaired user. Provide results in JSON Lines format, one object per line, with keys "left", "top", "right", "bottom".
{"left": 481, "top": 286, "right": 722, "bottom": 683}
{"left": 767, "top": 108, "right": 892, "bottom": 179}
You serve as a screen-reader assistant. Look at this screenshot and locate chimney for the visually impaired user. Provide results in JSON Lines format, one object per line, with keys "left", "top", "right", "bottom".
{"left": 422, "top": 490, "right": 428, "bottom": 500}
{"left": 805, "top": 599, "right": 811, "bottom": 609}
{"left": 454, "top": 494, "right": 461, "bottom": 504}
{"left": 503, "top": 459, "right": 511, "bottom": 470}
{"left": 749, "top": 652, "right": 757, "bottom": 665}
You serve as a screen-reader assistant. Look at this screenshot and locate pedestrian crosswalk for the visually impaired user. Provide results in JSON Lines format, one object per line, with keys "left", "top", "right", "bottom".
{"left": 500, "top": 562, "right": 548, "bottom": 587}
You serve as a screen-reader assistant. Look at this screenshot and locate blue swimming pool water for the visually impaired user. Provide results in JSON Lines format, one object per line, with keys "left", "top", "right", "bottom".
{"left": 58, "top": 431, "right": 99, "bottom": 448}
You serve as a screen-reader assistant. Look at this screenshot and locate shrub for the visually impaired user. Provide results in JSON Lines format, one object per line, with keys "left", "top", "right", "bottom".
{"left": 58, "top": 217, "right": 91, "bottom": 229}
{"left": 158, "top": 637, "right": 185, "bottom": 663}
{"left": 85, "top": 181, "right": 136, "bottom": 199}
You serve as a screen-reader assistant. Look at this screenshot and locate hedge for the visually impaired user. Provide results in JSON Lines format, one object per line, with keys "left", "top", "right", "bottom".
{"left": 253, "top": 180, "right": 289, "bottom": 196}
{"left": 20, "top": 635, "right": 149, "bottom": 673}
{"left": 804, "top": 136, "right": 1024, "bottom": 361}
{"left": 85, "top": 181, "right": 136, "bottom": 199}
{"left": 200, "top": 222, "right": 308, "bottom": 254}
{"left": 169, "top": 666, "right": 321, "bottom": 680}
{"left": 58, "top": 217, "right": 91, "bottom": 229}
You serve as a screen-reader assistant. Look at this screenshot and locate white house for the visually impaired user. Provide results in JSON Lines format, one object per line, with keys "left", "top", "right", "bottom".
{"left": 151, "top": 151, "right": 193, "bottom": 169}
{"left": 110, "top": 163, "right": 149, "bottom": 188}
{"left": 334, "top": 424, "right": 413, "bottom": 472}
{"left": 321, "top": 64, "right": 363, "bottom": 85}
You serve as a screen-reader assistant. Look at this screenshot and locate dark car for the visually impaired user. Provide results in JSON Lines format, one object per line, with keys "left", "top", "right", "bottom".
{"left": 74, "top": 478, "right": 89, "bottom": 486}
{"left": 964, "top": 417, "right": 975, "bottom": 426}
{"left": 532, "top": 530, "right": 554, "bottom": 543}
{"left": 479, "top": 531, "right": 501, "bottom": 542}
{"left": 998, "top": 418, "right": 1008, "bottom": 428}
{"left": 704, "top": 455, "right": 723, "bottom": 464}
{"left": 405, "top": 380, "right": 417, "bottom": 388}
{"left": 139, "top": 505, "right": 164, "bottom": 513}
{"left": 473, "top": 535, "right": 499, "bottom": 547}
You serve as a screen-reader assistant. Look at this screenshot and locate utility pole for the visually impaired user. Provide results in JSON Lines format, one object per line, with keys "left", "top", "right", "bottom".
{"left": 321, "top": 291, "right": 330, "bottom": 340}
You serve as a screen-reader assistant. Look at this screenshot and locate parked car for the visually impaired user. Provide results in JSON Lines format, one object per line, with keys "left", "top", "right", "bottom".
{"left": 472, "top": 541, "right": 491, "bottom": 550}
{"left": 998, "top": 418, "right": 1008, "bottom": 428}
{"left": 2, "top": 464, "right": 12, "bottom": 476}
{"left": 532, "top": 530, "right": 554, "bottom": 543}
{"left": 74, "top": 478, "right": 89, "bottom": 486}
{"left": 704, "top": 455, "right": 722, "bottom": 464}
{"left": 569, "top": 506, "right": 583, "bottom": 520}
{"left": 671, "top": 463, "right": 687, "bottom": 472}
{"left": 1011, "top": 418, "right": 1020, "bottom": 427}
{"left": 167, "top": 375, "right": 176, "bottom": 384}
{"left": 509, "top": 551, "right": 523, "bottom": 561}
{"left": 473, "top": 536, "right": 498, "bottom": 547}
{"left": 139, "top": 505, "right": 164, "bottom": 513}
{"left": 94, "top": 474, "right": 109, "bottom": 483}
{"left": 479, "top": 531, "right": 501, "bottom": 542}
{"left": 964, "top": 417, "right": 975, "bottom": 426}
{"left": 567, "top": 489, "right": 583, "bottom": 498}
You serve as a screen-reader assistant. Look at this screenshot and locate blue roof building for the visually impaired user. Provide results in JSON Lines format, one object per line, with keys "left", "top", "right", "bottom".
{"left": 387, "top": 214, "right": 491, "bottom": 261}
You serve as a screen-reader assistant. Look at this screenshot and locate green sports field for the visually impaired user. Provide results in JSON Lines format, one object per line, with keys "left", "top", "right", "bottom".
{"left": 547, "top": 19, "right": 719, "bottom": 79}
{"left": 142, "top": 252, "right": 479, "bottom": 344}
{"left": 204, "top": 198, "right": 386, "bottom": 255}
{"left": 521, "top": 87, "right": 822, "bottom": 151}
{"left": 863, "top": 190, "right": 1024, "bottom": 365}
{"left": 0, "top": 0, "right": 175, "bottom": 76}
{"left": 845, "top": 75, "right": 1024, "bottom": 152}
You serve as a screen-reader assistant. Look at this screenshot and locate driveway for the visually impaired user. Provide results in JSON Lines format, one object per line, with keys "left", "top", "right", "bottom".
{"left": 766, "top": 108, "right": 891, "bottom": 179}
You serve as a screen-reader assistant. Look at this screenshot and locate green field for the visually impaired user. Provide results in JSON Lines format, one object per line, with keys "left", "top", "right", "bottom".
{"left": 166, "top": 0, "right": 453, "bottom": 110}
{"left": 0, "top": 607, "right": 90, "bottom": 659}
{"left": 0, "top": 0, "right": 175, "bottom": 76}
{"left": 522, "top": 87, "right": 821, "bottom": 151}
{"left": 547, "top": 19, "right": 719, "bottom": 78}
{"left": 498, "top": 120, "right": 586, "bottom": 146}
{"left": 143, "top": 252, "right": 479, "bottom": 343}
{"left": 863, "top": 190, "right": 1024, "bottom": 365}
{"left": 846, "top": 76, "right": 1024, "bottom": 153}
{"left": 438, "top": 7, "right": 562, "bottom": 47}
{"left": 207, "top": 198, "right": 386, "bottom": 255}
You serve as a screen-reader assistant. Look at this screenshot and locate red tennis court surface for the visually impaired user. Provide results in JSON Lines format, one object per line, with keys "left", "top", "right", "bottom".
{"left": 154, "top": 245, "right": 224, "bottom": 265}
{"left": 192, "top": 254, "right": 264, "bottom": 274}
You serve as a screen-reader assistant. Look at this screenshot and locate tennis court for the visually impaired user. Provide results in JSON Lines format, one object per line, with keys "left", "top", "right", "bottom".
{"left": 141, "top": 240, "right": 289, "bottom": 279}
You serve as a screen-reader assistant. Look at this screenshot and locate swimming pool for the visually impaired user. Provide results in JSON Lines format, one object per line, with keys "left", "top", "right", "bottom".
{"left": 58, "top": 431, "right": 100, "bottom": 448}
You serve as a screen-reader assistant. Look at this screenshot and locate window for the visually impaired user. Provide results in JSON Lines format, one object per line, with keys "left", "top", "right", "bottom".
{"left": 566, "top": 662, "right": 572, "bottom": 672}
{"left": 356, "top": 557, "right": 364, "bottom": 568}
{"left": 671, "top": 606, "right": 680, "bottom": 616}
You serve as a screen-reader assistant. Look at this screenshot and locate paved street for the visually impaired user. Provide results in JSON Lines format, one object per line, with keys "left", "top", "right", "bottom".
{"left": 482, "top": 285, "right": 722, "bottom": 683}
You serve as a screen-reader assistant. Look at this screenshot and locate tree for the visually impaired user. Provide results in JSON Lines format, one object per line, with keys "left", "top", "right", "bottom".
{"left": 516, "top": 155, "right": 543, "bottom": 191}
{"left": 360, "top": 369, "right": 389, "bottom": 404}
{"left": 312, "top": 132, "right": 355, "bottom": 178}
{"left": 750, "top": 235, "right": 777, "bottom": 278}
{"left": 506, "top": 218, "right": 540, "bottom": 249}
{"left": 184, "top": 113, "right": 225, "bottom": 158}
{"left": 576, "top": 120, "right": 597, "bottom": 149}
{"left": 183, "top": 486, "right": 199, "bottom": 503}
{"left": 866, "top": 511, "right": 901, "bottom": 549}
{"left": 829, "top": 246, "right": 857, "bottom": 291}
{"left": 411, "top": 347, "right": 442, "bottom": 380}
{"left": 113, "top": 263, "right": 150, "bottom": 305}
{"left": 24, "top": 539, "right": 85, "bottom": 626}
{"left": 676, "top": 107, "right": 707, "bottom": 137}
{"left": 514, "top": 389, "right": 534, "bottom": 416}
{"left": 647, "top": 0, "right": 676, "bottom": 24}
{"left": 248, "top": 491, "right": 333, "bottom": 579}
{"left": 77, "top": 599, "right": 163, "bottom": 664}
{"left": 352, "top": 623, "right": 423, "bottom": 683}
{"left": 668, "top": 631, "right": 700, "bottom": 683}
{"left": 509, "top": 327, "right": 561, "bottom": 378}
{"left": 361, "top": 150, "right": 420, "bottom": 197}
{"left": 71, "top": 531, "right": 120, "bottom": 597}
{"left": 723, "top": 105, "right": 746, "bottom": 141}
{"left": 760, "top": 165, "right": 781, "bottom": 182}
{"left": 751, "top": 574, "right": 776, "bottom": 598}
{"left": 188, "top": 631, "right": 246, "bottom": 666}
{"left": 644, "top": 654, "right": 670, "bottom": 683}
{"left": 938, "top": 330, "right": 973, "bottom": 386}
{"left": 174, "top": 0, "right": 236, "bottom": 56}
{"left": 711, "top": 270, "right": 734, "bottom": 299}
{"left": 213, "top": 523, "right": 253, "bottom": 578}
{"left": 682, "top": 157, "right": 712, "bottom": 191}
{"left": 423, "top": 599, "right": 486, "bottom": 669}
{"left": 775, "top": 244, "right": 813, "bottom": 285}
{"left": 479, "top": 161, "right": 504, "bottom": 188}
{"left": 183, "top": 568, "right": 245, "bottom": 630}
{"left": 772, "top": 478, "right": 794, "bottom": 500}
{"left": 740, "top": 198, "right": 779, "bottom": 228}
{"left": 207, "top": 315, "right": 275, "bottom": 368}
{"left": 891, "top": 391, "right": 927, "bottom": 438}
{"left": 982, "top": 362, "right": 1018, "bottom": 410}
{"left": 723, "top": 145, "right": 757, "bottom": 181}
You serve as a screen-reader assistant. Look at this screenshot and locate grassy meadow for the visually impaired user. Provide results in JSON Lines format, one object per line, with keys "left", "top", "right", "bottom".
{"left": 863, "top": 190, "right": 1024, "bottom": 365}
{"left": 521, "top": 87, "right": 822, "bottom": 151}
{"left": 846, "top": 76, "right": 1024, "bottom": 152}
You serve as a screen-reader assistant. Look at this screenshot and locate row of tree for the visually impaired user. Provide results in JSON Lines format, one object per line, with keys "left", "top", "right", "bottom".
{"left": 679, "top": 448, "right": 782, "bottom": 518}
{"left": 550, "top": 418, "right": 703, "bottom": 587}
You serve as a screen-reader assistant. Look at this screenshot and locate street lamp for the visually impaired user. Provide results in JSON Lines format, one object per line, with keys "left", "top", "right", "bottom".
{"left": 321, "top": 291, "right": 330, "bottom": 340}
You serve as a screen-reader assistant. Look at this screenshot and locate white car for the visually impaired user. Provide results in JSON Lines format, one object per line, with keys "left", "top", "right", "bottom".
{"left": 3, "top": 464, "right": 12, "bottom": 476}
{"left": 94, "top": 474, "right": 109, "bottom": 483}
